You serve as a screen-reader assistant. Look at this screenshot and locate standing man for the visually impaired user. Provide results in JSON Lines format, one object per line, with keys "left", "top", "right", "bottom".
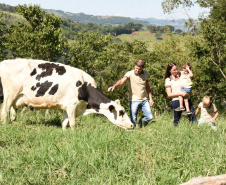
{"left": 108, "top": 59, "right": 154, "bottom": 127}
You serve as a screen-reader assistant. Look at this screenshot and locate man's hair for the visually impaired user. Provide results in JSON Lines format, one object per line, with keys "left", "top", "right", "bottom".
{"left": 135, "top": 59, "right": 145, "bottom": 68}
{"left": 202, "top": 96, "right": 211, "bottom": 107}
{"left": 183, "top": 62, "right": 191, "bottom": 70}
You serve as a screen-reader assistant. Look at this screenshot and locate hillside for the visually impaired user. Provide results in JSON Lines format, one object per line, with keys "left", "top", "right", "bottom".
{"left": 46, "top": 9, "right": 150, "bottom": 26}
{"left": 0, "top": 3, "right": 186, "bottom": 30}
{"left": 136, "top": 17, "right": 187, "bottom": 31}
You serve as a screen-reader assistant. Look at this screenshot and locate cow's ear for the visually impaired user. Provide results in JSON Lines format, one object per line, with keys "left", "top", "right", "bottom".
{"left": 115, "top": 99, "right": 120, "bottom": 105}
{"left": 109, "top": 105, "right": 115, "bottom": 112}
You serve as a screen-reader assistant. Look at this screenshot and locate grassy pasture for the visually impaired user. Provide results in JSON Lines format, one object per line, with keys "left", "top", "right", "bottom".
{"left": 115, "top": 31, "right": 167, "bottom": 50}
{"left": 0, "top": 109, "right": 225, "bottom": 184}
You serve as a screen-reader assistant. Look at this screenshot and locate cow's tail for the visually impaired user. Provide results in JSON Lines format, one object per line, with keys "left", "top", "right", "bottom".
{"left": 0, "top": 62, "right": 3, "bottom": 104}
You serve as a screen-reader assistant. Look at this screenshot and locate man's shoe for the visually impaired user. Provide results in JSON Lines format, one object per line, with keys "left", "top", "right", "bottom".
{"left": 175, "top": 107, "right": 185, "bottom": 111}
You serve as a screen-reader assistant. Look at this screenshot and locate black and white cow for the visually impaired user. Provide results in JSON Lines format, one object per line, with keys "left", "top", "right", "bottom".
{"left": 0, "top": 59, "right": 133, "bottom": 130}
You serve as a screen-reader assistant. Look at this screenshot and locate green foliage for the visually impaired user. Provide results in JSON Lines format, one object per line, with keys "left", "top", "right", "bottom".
{"left": 0, "top": 3, "right": 15, "bottom": 13}
{"left": 208, "top": 0, "right": 226, "bottom": 33}
{"left": 61, "top": 19, "right": 144, "bottom": 40}
{"left": 5, "top": 4, "right": 67, "bottom": 61}
{"left": 0, "top": 111, "right": 225, "bottom": 184}
{"left": 161, "top": 0, "right": 194, "bottom": 14}
{"left": 147, "top": 24, "right": 175, "bottom": 33}
{"left": 0, "top": 14, "right": 6, "bottom": 60}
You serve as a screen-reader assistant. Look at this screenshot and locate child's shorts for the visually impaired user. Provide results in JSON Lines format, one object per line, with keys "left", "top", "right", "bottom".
{"left": 181, "top": 87, "right": 192, "bottom": 93}
{"left": 198, "top": 119, "right": 216, "bottom": 130}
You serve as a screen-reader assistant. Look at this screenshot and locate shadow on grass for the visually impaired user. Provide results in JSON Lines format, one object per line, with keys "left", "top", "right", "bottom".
{"left": 25, "top": 116, "right": 62, "bottom": 128}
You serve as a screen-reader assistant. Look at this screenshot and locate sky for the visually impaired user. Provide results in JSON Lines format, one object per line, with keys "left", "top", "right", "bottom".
{"left": 2, "top": 0, "right": 210, "bottom": 20}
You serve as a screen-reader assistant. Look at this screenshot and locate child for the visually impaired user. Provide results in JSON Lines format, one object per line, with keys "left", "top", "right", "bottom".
{"left": 175, "top": 63, "right": 193, "bottom": 115}
{"left": 195, "top": 96, "right": 219, "bottom": 130}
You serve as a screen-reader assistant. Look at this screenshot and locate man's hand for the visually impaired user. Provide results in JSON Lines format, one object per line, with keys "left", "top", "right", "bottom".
{"left": 149, "top": 99, "right": 154, "bottom": 107}
{"left": 108, "top": 86, "right": 115, "bottom": 92}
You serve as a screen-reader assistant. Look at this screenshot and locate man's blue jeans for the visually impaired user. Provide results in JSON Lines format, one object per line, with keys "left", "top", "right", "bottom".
{"left": 129, "top": 100, "right": 153, "bottom": 124}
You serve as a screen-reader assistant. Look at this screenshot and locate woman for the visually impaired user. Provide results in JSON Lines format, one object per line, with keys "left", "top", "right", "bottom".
{"left": 165, "top": 63, "right": 196, "bottom": 126}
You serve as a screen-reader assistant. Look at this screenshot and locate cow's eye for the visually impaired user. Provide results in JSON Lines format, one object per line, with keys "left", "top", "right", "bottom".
{"left": 119, "top": 110, "right": 124, "bottom": 116}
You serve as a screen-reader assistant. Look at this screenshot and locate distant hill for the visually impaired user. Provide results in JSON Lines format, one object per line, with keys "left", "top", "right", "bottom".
{"left": 135, "top": 17, "right": 187, "bottom": 31}
{"left": 45, "top": 10, "right": 187, "bottom": 30}
{"left": 45, "top": 9, "right": 150, "bottom": 26}
{"left": 0, "top": 3, "right": 187, "bottom": 30}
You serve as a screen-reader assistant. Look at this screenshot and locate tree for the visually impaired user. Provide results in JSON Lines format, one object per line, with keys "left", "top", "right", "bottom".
{"left": 175, "top": 29, "right": 183, "bottom": 34}
{"left": 161, "top": 0, "right": 226, "bottom": 79}
{"left": 0, "top": 13, "right": 6, "bottom": 60}
{"left": 5, "top": 4, "right": 67, "bottom": 61}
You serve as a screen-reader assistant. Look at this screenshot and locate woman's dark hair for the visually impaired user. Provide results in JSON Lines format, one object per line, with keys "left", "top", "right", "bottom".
{"left": 165, "top": 63, "right": 177, "bottom": 79}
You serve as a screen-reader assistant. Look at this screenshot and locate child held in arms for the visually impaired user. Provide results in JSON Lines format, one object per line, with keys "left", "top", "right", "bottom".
{"left": 195, "top": 96, "right": 219, "bottom": 130}
{"left": 175, "top": 63, "right": 193, "bottom": 115}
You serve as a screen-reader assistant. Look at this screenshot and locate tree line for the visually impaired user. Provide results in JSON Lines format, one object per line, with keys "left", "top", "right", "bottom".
{"left": 0, "top": 2, "right": 225, "bottom": 113}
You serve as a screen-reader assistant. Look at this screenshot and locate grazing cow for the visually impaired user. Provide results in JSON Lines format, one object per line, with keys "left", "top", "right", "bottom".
{"left": 0, "top": 59, "right": 133, "bottom": 130}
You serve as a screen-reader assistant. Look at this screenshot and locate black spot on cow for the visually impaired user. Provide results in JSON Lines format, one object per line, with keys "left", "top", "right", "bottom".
{"left": 31, "top": 86, "right": 36, "bottom": 91}
{"left": 119, "top": 110, "right": 125, "bottom": 116}
{"left": 109, "top": 105, "right": 115, "bottom": 112}
{"left": 36, "top": 82, "right": 40, "bottom": 87}
{"left": 35, "top": 81, "right": 53, "bottom": 97}
{"left": 31, "top": 82, "right": 41, "bottom": 91}
{"left": 36, "top": 63, "right": 66, "bottom": 81}
{"left": 49, "top": 84, "right": 59, "bottom": 95}
{"left": 30, "top": 68, "right": 37, "bottom": 76}
{"left": 76, "top": 80, "right": 82, "bottom": 87}
{"left": 78, "top": 82, "right": 111, "bottom": 109}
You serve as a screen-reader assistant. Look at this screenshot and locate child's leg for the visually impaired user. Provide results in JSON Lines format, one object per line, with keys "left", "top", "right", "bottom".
{"left": 184, "top": 98, "right": 190, "bottom": 112}
{"left": 179, "top": 96, "right": 184, "bottom": 108}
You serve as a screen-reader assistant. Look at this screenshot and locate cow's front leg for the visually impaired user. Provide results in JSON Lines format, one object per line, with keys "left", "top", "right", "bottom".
{"left": 10, "top": 107, "right": 16, "bottom": 121}
{"left": 66, "top": 106, "right": 76, "bottom": 130}
{"left": 62, "top": 111, "right": 69, "bottom": 130}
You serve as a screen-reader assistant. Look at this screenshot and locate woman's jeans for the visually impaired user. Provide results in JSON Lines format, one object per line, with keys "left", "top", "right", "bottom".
{"left": 172, "top": 99, "right": 196, "bottom": 126}
{"left": 129, "top": 100, "right": 153, "bottom": 124}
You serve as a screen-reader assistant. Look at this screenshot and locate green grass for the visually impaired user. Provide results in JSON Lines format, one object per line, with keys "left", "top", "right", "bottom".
{"left": 0, "top": 109, "right": 226, "bottom": 184}
{"left": 116, "top": 31, "right": 167, "bottom": 50}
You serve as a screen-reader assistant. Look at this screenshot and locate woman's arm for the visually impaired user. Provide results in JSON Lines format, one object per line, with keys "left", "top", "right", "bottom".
{"left": 165, "top": 86, "right": 188, "bottom": 98}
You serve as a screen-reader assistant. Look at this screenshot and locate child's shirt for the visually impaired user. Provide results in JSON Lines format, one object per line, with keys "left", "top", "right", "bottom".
{"left": 198, "top": 102, "right": 217, "bottom": 122}
{"left": 180, "top": 71, "right": 192, "bottom": 88}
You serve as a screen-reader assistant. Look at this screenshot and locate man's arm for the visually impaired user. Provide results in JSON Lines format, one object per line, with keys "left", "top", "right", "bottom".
{"left": 146, "top": 81, "right": 154, "bottom": 107}
{"left": 108, "top": 76, "right": 128, "bottom": 92}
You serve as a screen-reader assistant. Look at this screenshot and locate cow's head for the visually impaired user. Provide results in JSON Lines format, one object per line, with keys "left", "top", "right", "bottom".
{"left": 101, "top": 99, "right": 134, "bottom": 130}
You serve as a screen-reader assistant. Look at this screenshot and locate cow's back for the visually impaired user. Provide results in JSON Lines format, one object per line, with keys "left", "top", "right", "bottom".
{"left": 0, "top": 59, "right": 96, "bottom": 109}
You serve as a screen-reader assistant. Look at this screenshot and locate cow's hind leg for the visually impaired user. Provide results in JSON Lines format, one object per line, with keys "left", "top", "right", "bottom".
{"left": 1, "top": 94, "right": 17, "bottom": 123}
{"left": 66, "top": 106, "right": 76, "bottom": 130}
{"left": 62, "top": 111, "right": 69, "bottom": 130}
